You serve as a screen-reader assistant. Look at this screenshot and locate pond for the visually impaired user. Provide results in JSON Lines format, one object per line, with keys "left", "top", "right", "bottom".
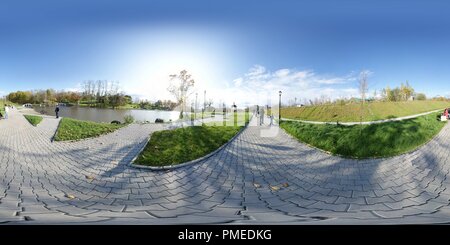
{"left": 34, "top": 106, "right": 180, "bottom": 123}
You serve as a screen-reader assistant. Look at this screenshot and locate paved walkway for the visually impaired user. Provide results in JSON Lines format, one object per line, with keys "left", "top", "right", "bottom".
{"left": 1, "top": 108, "right": 450, "bottom": 224}
{"left": 282, "top": 109, "right": 444, "bottom": 125}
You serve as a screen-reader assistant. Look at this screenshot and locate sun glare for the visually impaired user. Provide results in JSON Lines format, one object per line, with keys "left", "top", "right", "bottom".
{"left": 120, "top": 27, "right": 231, "bottom": 101}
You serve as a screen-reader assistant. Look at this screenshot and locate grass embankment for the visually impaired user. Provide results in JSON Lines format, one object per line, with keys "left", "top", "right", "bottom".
{"left": 55, "top": 117, "right": 125, "bottom": 141}
{"left": 134, "top": 125, "right": 242, "bottom": 167}
{"left": 282, "top": 100, "right": 450, "bottom": 122}
{"left": 24, "top": 115, "right": 43, "bottom": 126}
{"left": 281, "top": 112, "right": 446, "bottom": 158}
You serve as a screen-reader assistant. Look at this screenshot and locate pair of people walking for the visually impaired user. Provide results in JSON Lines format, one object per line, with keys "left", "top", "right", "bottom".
{"left": 4, "top": 105, "right": 9, "bottom": 119}
{"left": 1, "top": 104, "right": 13, "bottom": 119}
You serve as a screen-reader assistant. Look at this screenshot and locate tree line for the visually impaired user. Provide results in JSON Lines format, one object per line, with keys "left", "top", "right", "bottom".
{"left": 7, "top": 81, "right": 132, "bottom": 108}
{"left": 7, "top": 89, "right": 81, "bottom": 105}
{"left": 380, "top": 81, "right": 426, "bottom": 102}
{"left": 138, "top": 100, "right": 178, "bottom": 110}
{"left": 287, "top": 80, "right": 432, "bottom": 107}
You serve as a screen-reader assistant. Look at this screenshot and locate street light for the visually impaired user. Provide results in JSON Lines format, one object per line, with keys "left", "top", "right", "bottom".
{"left": 202, "top": 90, "right": 206, "bottom": 122}
{"left": 195, "top": 93, "right": 198, "bottom": 121}
{"left": 279, "top": 91, "right": 282, "bottom": 122}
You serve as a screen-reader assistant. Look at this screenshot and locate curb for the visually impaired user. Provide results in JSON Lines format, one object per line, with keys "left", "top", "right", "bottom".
{"left": 51, "top": 117, "right": 63, "bottom": 142}
{"left": 282, "top": 109, "right": 444, "bottom": 125}
{"left": 129, "top": 119, "right": 251, "bottom": 171}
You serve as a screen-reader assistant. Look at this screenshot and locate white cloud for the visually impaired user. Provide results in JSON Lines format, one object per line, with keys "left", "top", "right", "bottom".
{"left": 117, "top": 64, "right": 371, "bottom": 108}
{"left": 233, "top": 78, "right": 243, "bottom": 87}
{"left": 218, "top": 65, "right": 363, "bottom": 106}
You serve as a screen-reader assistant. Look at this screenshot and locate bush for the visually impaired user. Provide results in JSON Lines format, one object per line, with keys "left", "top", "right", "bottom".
{"left": 124, "top": 115, "right": 134, "bottom": 124}
{"left": 416, "top": 93, "right": 427, "bottom": 100}
{"left": 111, "top": 120, "right": 121, "bottom": 125}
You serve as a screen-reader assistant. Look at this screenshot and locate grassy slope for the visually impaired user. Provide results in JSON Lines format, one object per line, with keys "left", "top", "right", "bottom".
{"left": 24, "top": 115, "right": 43, "bottom": 126}
{"left": 281, "top": 112, "right": 446, "bottom": 158}
{"left": 134, "top": 125, "right": 242, "bottom": 166}
{"left": 55, "top": 117, "right": 124, "bottom": 141}
{"left": 282, "top": 100, "right": 450, "bottom": 122}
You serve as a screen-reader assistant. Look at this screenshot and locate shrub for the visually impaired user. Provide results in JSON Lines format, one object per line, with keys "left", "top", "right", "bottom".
{"left": 124, "top": 115, "right": 134, "bottom": 124}
{"left": 416, "top": 93, "right": 427, "bottom": 100}
{"left": 111, "top": 120, "right": 121, "bottom": 125}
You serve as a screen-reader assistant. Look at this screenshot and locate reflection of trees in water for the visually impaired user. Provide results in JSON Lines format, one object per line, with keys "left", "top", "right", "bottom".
{"left": 34, "top": 106, "right": 179, "bottom": 123}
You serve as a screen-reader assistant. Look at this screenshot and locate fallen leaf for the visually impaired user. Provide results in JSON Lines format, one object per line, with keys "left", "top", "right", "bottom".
{"left": 282, "top": 183, "right": 289, "bottom": 188}
{"left": 65, "top": 194, "right": 75, "bottom": 199}
{"left": 85, "top": 175, "right": 95, "bottom": 180}
{"left": 270, "top": 185, "right": 280, "bottom": 191}
{"left": 253, "top": 183, "right": 261, "bottom": 188}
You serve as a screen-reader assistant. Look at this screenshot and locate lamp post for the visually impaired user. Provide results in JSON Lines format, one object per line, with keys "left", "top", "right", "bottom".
{"left": 278, "top": 91, "right": 282, "bottom": 122}
{"left": 195, "top": 93, "right": 198, "bottom": 121}
{"left": 202, "top": 90, "right": 206, "bottom": 122}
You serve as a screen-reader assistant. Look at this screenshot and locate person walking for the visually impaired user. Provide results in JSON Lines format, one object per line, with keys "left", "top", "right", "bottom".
{"left": 55, "top": 105, "right": 60, "bottom": 119}
{"left": 4, "top": 104, "right": 9, "bottom": 119}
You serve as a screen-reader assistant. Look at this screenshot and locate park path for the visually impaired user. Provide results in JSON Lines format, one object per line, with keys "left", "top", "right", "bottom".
{"left": 1, "top": 108, "right": 450, "bottom": 224}
{"left": 282, "top": 108, "right": 444, "bottom": 125}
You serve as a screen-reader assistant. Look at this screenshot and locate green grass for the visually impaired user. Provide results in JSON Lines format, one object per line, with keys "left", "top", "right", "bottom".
{"left": 0, "top": 100, "right": 5, "bottom": 116}
{"left": 134, "top": 125, "right": 242, "bottom": 166}
{"left": 55, "top": 117, "right": 124, "bottom": 141}
{"left": 205, "top": 112, "right": 250, "bottom": 126}
{"left": 282, "top": 100, "right": 450, "bottom": 122}
{"left": 280, "top": 112, "right": 447, "bottom": 158}
{"left": 24, "top": 115, "right": 43, "bottom": 126}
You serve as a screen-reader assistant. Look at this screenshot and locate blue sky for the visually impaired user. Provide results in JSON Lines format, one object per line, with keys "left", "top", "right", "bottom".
{"left": 1, "top": 0, "right": 450, "bottom": 105}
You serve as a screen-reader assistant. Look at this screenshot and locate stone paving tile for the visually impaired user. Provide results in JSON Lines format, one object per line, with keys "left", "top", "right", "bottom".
{"left": 371, "top": 207, "right": 427, "bottom": 219}
{"left": 1, "top": 109, "right": 450, "bottom": 224}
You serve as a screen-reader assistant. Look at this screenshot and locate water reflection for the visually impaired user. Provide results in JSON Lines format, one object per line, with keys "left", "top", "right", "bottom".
{"left": 34, "top": 106, "right": 180, "bottom": 123}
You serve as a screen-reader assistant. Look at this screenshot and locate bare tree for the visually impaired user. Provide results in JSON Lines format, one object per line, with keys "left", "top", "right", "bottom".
{"left": 206, "top": 98, "right": 214, "bottom": 108}
{"left": 358, "top": 70, "right": 370, "bottom": 105}
{"left": 168, "top": 70, "right": 195, "bottom": 119}
{"left": 96, "top": 80, "right": 103, "bottom": 99}
{"left": 358, "top": 70, "right": 370, "bottom": 126}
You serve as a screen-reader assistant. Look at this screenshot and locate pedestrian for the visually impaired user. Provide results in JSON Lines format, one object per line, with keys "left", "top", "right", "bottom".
{"left": 270, "top": 114, "right": 273, "bottom": 126}
{"left": 4, "top": 104, "right": 9, "bottom": 119}
{"left": 55, "top": 105, "right": 60, "bottom": 119}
